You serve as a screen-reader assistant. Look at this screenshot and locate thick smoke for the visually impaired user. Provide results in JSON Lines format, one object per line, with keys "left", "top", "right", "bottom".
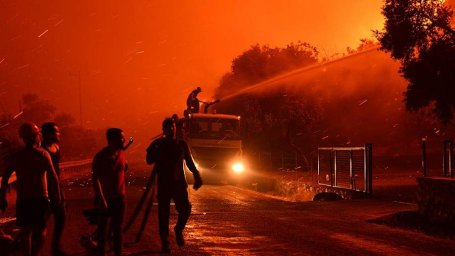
{"left": 215, "top": 47, "right": 455, "bottom": 171}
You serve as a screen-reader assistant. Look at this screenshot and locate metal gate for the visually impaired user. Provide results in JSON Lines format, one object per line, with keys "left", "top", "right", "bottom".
{"left": 317, "top": 144, "right": 372, "bottom": 194}
{"left": 421, "top": 139, "right": 454, "bottom": 177}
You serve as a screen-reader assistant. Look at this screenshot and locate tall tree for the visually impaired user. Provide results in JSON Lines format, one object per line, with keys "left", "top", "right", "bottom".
{"left": 215, "top": 42, "right": 318, "bottom": 98}
{"left": 376, "top": 0, "right": 455, "bottom": 123}
{"left": 214, "top": 42, "right": 321, "bottom": 157}
{"left": 21, "top": 93, "right": 56, "bottom": 124}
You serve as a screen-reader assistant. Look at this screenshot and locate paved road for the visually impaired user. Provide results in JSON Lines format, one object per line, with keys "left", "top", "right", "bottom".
{"left": 24, "top": 183, "right": 450, "bottom": 255}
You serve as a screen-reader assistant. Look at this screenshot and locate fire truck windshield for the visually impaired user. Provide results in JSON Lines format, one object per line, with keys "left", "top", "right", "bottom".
{"left": 189, "top": 118, "right": 240, "bottom": 140}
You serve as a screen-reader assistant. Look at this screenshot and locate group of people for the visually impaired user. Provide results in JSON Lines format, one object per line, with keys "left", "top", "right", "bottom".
{"left": 0, "top": 122, "right": 65, "bottom": 256}
{"left": 0, "top": 116, "right": 203, "bottom": 255}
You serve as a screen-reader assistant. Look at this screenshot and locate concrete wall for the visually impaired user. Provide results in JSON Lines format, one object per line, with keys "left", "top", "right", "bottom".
{"left": 417, "top": 177, "right": 455, "bottom": 224}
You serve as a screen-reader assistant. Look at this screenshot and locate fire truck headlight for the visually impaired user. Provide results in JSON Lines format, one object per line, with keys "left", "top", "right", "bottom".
{"left": 231, "top": 162, "right": 245, "bottom": 174}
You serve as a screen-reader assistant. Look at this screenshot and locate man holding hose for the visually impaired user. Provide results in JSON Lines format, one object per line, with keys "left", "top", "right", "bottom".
{"left": 146, "top": 118, "right": 202, "bottom": 253}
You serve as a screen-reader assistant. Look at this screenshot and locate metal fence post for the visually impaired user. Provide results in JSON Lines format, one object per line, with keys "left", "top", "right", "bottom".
{"left": 317, "top": 149, "right": 320, "bottom": 184}
{"left": 329, "top": 150, "right": 334, "bottom": 187}
{"left": 443, "top": 140, "right": 449, "bottom": 177}
{"left": 444, "top": 140, "right": 453, "bottom": 177}
{"left": 349, "top": 150, "right": 354, "bottom": 190}
{"left": 422, "top": 138, "right": 427, "bottom": 177}
{"left": 443, "top": 140, "right": 447, "bottom": 177}
{"left": 450, "top": 140, "right": 454, "bottom": 178}
{"left": 333, "top": 150, "right": 337, "bottom": 187}
{"left": 364, "top": 144, "right": 373, "bottom": 195}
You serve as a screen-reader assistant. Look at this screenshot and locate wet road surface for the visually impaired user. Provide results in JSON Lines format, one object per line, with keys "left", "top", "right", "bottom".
{"left": 32, "top": 183, "right": 455, "bottom": 256}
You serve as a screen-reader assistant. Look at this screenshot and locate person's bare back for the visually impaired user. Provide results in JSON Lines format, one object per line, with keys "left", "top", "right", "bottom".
{"left": 12, "top": 147, "right": 50, "bottom": 201}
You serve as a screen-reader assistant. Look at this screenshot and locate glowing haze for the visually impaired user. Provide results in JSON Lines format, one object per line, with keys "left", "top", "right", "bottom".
{"left": 1, "top": 0, "right": 385, "bottom": 135}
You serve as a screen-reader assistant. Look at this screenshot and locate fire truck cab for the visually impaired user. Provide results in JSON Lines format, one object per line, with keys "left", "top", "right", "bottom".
{"left": 183, "top": 113, "right": 245, "bottom": 182}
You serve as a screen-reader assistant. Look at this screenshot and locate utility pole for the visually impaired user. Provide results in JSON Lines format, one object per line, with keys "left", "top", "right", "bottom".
{"left": 70, "top": 71, "right": 83, "bottom": 127}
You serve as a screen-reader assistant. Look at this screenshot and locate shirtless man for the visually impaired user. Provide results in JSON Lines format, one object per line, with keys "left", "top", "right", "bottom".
{"left": 92, "top": 128, "right": 128, "bottom": 256}
{"left": 41, "top": 122, "right": 66, "bottom": 256}
{"left": 0, "top": 122, "right": 61, "bottom": 256}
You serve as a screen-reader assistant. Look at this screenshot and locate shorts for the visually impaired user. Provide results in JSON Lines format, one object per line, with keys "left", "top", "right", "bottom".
{"left": 16, "top": 197, "right": 50, "bottom": 229}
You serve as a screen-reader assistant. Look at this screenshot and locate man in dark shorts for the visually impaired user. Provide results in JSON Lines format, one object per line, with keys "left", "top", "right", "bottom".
{"left": 41, "top": 122, "right": 67, "bottom": 256}
{"left": 92, "top": 128, "right": 128, "bottom": 256}
{"left": 146, "top": 118, "right": 203, "bottom": 253}
{"left": 0, "top": 122, "right": 61, "bottom": 256}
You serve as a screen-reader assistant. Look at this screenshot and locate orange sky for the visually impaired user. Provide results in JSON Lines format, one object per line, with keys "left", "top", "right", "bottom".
{"left": 0, "top": 0, "right": 385, "bottom": 133}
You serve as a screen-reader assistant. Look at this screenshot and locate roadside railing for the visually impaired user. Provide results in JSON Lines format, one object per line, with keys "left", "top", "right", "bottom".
{"left": 0, "top": 159, "right": 92, "bottom": 228}
{"left": 0, "top": 159, "right": 92, "bottom": 185}
{"left": 60, "top": 159, "right": 92, "bottom": 180}
{"left": 60, "top": 159, "right": 92, "bottom": 169}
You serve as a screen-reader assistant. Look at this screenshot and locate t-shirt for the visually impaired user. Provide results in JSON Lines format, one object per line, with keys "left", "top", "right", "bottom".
{"left": 92, "top": 147, "right": 126, "bottom": 199}
{"left": 146, "top": 137, "right": 198, "bottom": 188}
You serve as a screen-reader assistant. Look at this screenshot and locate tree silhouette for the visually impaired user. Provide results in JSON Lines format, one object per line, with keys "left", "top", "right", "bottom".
{"left": 0, "top": 93, "right": 101, "bottom": 160}
{"left": 54, "top": 112, "right": 76, "bottom": 127}
{"left": 376, "top": 0, "right": 455, "bottom": 123}
{"left": 214, "top": 42, "right": 321, "bottom": 161}
{"left": 215, "top": 42, "right": 318, "bottom": 98}
{"left": 21, "top": 93, "right": 56, "bottom": 124}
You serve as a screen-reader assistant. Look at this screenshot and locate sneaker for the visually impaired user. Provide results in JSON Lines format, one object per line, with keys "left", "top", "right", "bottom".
{"left": 174, "top": 227, "right": 184, "bottom": 246}
{"left": 161, "top": 242, "right": 170, "bottom": 253}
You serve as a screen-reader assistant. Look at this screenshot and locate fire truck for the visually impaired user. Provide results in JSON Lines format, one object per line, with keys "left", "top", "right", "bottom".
{"left": 182, "top": 112, "right": 245, "bottom": 182}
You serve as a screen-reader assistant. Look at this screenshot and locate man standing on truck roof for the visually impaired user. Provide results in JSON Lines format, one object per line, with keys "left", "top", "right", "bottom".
{"left": 186, "top": 87, "right": 202, "bottom": 114}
